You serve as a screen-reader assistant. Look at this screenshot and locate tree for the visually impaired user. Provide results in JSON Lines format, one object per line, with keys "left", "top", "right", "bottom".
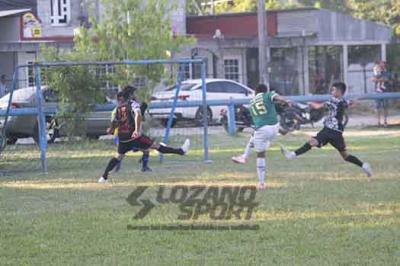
{"left": 346, "top": 0, "right": 400, "bottom": 27}
{"left": 300, "top": 0, "right": 400, "bottom": 28}
{"left": 42, "top": 0, "right": 193, "bottom": 137}
{"left": 298, "top": 0, "right": 349, "bottom": 13}
{"left": 214, "top": 0, "right": 301, "bottom": 14}
{"left": 187, "top": 0, "right": 207, "bottom": 15}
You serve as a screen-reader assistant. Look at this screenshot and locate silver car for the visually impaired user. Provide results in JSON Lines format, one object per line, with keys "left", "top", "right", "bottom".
{"left": 0, "top": 86, "right": 113, "bottom": 144}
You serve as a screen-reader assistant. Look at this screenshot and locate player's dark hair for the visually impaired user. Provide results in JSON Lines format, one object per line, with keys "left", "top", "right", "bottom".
{"left": 333, "top": 82, "right": 346, "bottom": 94}
{"left": 255, "top": 84, "right": 268, "bottom": 94}
{"left": 122, "top": 85, "right": 136, "bottom": 100}
{"left": 140, "top": 102, "right": 148, "bottom": 116}
{"left": 116, "top": 91, "right": 124, "bottom": 99}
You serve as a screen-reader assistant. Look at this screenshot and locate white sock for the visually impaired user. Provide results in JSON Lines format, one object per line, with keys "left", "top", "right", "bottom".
{"left": 257, "top": 158, "right": 266, "bottom": 184}
{"left": 243, "top": 136, "right": 254, "bottom": 159}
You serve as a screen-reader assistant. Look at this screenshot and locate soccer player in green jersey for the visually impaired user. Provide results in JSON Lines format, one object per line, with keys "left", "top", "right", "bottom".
{"left": 248, "top": 84, "right": 292, "bottom": 190}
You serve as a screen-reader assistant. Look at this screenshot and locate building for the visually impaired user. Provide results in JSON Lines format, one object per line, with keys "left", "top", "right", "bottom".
{"left": 0, "top": 0, "right": 83, "bottom": 88}
{"left": 0, "top": 0, "right": 186, "bottom": 89}
{"left": 0, "top": 2, "right": 393, "bottom": 95}
{"left": 180, "top": 8, "right": 392, "bottom": 95}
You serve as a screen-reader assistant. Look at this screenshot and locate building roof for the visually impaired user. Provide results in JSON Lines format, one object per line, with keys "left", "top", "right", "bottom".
{"left": 187, "top": 7, "right": 318, "bottom": 19}
{"left": 0, "top": 8, "right": 31, "bottom": 18}
{"left": 187, "top": 7, "right": 393, "bottom": 45}
{"left": 0, "top": 0, "right": 36, "bottom": 14}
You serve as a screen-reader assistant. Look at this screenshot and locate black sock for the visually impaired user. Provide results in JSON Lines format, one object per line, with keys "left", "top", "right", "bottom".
{"left": 345, "top": 155, "right": 363, "bottom": 167}
{"left": 295, "top": 143, "right": 312, "bottom": 156}
{"left": 103, "top": 158, "right": 120, "bottom": 179}
{"left": 157, "top": 145, "right": 184, "bottom": 155}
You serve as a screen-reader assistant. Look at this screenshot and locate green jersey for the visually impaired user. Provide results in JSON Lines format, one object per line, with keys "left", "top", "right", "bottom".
{"left": 249, "top": 91, "right": 278, "bottom": 129}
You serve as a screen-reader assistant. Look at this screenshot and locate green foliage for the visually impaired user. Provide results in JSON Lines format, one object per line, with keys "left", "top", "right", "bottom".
{"left": 299, "top": 0, "right": 349, "bottom": 13}
{"left": 387, "top": 44, "right": 400, "bottom": 75}
{"left": 41, "top": 45, "right": 106, "bottom": 138}
{"left": 299, "top": 0, "right": 400, "bottom": 27}
{"left": 345, "top": 0, "right": 400, "bottom": 27}
{"left": 395, "top": 25, "right": 400, "bottom": 36}
{"left": 186, "top": 0, "right": 208, "bottom": 15}
{"left": 41, "top": 0, "right": 194, "bottom": 137}
{"left": 77, "top": 0, "right": 194, "bottom": 100}
{"left": 214, "top": 0, "right": 302, "bottom": 13}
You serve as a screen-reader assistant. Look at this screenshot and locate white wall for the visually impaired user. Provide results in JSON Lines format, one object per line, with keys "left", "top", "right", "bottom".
{"left": 0, "top": 17, "right": 21, "bottom": 42}
{"left": 347, "top": 62, "right": 375, "bottom": 94}
{"left": 36, "top": 0, "right": 81, "bottom": 37}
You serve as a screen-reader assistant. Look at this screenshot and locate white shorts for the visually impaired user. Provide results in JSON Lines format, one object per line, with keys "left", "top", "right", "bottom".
{"left": 254, "top": 123, "right": 279, "bottom": 152}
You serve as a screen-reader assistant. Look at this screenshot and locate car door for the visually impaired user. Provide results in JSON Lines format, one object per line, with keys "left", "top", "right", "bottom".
{"left": 204, "top": 82, "right": 229, "bottom": 120}
{"left": 222, "top": 81, "right": 253, "bottom": 100}
{"left": 85, "top": 97, "right": 114, "bottom": 137}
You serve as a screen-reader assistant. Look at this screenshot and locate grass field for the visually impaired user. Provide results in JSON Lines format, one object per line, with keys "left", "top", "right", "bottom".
{"left": 1, "top": 127, "right": 400, "bottom": 265}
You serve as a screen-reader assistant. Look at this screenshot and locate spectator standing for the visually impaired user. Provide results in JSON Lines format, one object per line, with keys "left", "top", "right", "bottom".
{"left": 373, "top": 61, "right": 391, "bottom": 127}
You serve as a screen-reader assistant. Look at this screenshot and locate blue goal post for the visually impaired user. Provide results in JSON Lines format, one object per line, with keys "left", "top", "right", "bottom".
{"left": 0, "top": 58, "right": 209, "bottom": 173}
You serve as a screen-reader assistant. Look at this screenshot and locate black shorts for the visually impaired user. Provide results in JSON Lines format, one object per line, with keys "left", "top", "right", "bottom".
{"left": 118, "top": 135, "right": 154, "bottom": 154}
{"left": 376, "top": 99, "right": 389, "bottom": 110}
{"left": 313, "top": 127, "right": 346, "bottom": 152}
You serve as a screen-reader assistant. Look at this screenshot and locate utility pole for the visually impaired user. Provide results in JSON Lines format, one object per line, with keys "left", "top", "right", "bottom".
{"left": 257, "top": 0, "right": 269, "bottom": 87}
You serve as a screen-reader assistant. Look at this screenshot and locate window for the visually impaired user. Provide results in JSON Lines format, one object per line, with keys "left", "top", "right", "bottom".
{"left": 179, "top": 64, "right": 191, "bottom": 80}
{"left": 51, "top": 0, "right": 71, "bottom": 26}
{"left": 206, "top": 82, "right": 224, "bottom": 93}
{"left": 27, "top": 62, "right": 48, "bottom": 87}
{"left": 166, "top": 84, "right": 196, "bottom": 91}
{"left": 224, "top": 58, "right": 241, "bottom": 82}
{"left": 223, "top": 82, "right": 248, "bottom": 94}
{"left": 179, "top": 60, "right": 207, "bottom": 80}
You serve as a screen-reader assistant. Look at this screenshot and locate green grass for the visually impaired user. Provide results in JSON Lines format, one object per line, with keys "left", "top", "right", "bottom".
{"left": 1, "top": 128, "right": 400, "bottom": 265}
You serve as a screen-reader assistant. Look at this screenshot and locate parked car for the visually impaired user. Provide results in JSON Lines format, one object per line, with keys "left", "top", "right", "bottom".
{"left": 0, "top": 86, "right": 113, "bottom": 144}
{"left": 149, "top": 79, "right": 254, "bottom": 127}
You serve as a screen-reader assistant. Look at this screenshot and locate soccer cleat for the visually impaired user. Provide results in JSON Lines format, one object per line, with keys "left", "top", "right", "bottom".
{"left": 362, "top": 162, "right": 373, "bottom": 178}
{"left": 141, "top": 166, "right": 152, "bottom": 172}
{"left": 98, "top": 176, "right": 108, "bottom": 183}
{"left": 280, "top": 144, "right": 296, "bottom": 160}
{"left": 181, "top": 139, "right": 190, "bottom": 155}
{"left": 231, "top": 155, "right": 248, "bottom": 164}
{"left": 258, "top": 182, "right": 266, "bottom": 190}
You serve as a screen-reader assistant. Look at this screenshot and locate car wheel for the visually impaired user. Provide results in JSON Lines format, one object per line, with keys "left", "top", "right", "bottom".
{"left": 195, "top": 107, "right": 212, "bottom": 126}
{"left": 161, "top": 118, "right": 177, "bottom": 128}
{"left": 6, "top": 136, "right": 18, "bottom": 145}
{"left": 33, "top": 118, "right": 59, "bottom": 144}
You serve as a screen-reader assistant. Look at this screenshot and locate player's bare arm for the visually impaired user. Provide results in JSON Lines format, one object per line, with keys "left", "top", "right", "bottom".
{"left": 273, "top": 95, "right": 293, "bottom": 107}
{"left": 132, "top": 109, "right": 142, "bottom": 139}
{"left": 307, "top": 101, "right": 325, "bottom": 110}
{"left": 106, "top": 120, "right": 117, "bottom": 135}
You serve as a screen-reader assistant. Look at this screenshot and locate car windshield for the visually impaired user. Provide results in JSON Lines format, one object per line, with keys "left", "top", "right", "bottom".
{"left": 0, "top": 87, "right": 37, "bottom": 104}
{"left": 166, "top": 83, "right": 196, "bottom": 91}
